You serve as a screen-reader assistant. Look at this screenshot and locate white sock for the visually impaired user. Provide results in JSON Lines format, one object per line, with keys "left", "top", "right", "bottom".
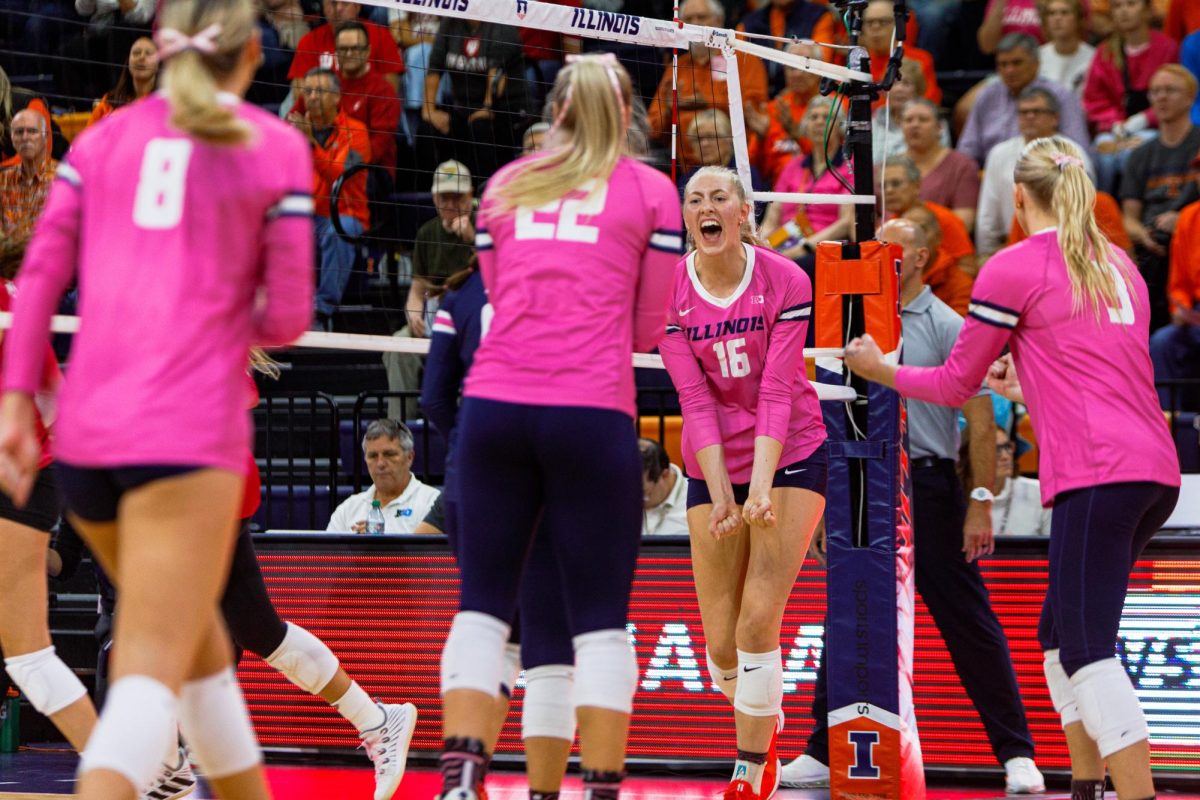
{"left": 334, "top": 681, "right": 385, "bottom": 732}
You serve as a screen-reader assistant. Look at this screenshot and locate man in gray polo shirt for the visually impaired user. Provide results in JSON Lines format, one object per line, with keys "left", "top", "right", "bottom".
{"left": 782, "top": 219, "right": 1044, "bottom": 794}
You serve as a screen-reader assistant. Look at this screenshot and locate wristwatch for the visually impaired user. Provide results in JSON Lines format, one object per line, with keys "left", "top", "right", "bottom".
{"left": 969, "top": 486, "right": 995, "bottom": 503}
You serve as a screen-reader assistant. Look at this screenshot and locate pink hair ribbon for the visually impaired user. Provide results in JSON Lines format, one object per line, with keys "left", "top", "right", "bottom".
{"left": 1052, "top": 152, "right": 1083, "bottom": 171}
{"left": 155, "top": 23, "right": 223, "bottom": 60}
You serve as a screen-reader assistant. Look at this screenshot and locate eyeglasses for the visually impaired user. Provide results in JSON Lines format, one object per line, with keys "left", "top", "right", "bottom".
{"left": 336, "top": 45, "right": 369, "bottom": 54}
{"left": 997, "top": 443, "right": 1015, "bottom": 455}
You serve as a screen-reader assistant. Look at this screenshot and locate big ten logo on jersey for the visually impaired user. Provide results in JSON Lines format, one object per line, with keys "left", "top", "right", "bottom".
{"left": 828, "top": 704, "right": 903, "bottom": 799}
{"left": 515, "top": 179, "right": 608, "bottom": 243}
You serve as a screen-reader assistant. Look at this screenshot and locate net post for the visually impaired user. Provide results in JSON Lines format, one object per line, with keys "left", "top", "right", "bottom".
{"left": 816, "top": 2, "right": 922, "bottom": 797}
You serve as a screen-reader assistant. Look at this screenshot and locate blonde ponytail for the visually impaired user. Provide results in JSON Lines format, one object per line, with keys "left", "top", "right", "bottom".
{"left": 682, "top": 166, "right": 765, "bottom": 251}
{"left": 490, "top": 56, "right": 633, "bottom": 213}
{"left": 1014, "top": 136, "right": 1131, "bottom": 319}
{"left": 157, "top": 0, "right": 255, "bottom": 146}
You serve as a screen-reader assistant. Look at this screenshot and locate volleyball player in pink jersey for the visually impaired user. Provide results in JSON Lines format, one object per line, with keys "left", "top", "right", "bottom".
{"left": 845, "top": 136, "right": 1180, "bottom": 800}
{"left": 436, "top": 55, "right": 682, "bottom": 800}
{"left": 0, "top": 2, "right": 313, "bottom": 798}
{"left": 659, "top": 166, "right": 828, "bottom": 800}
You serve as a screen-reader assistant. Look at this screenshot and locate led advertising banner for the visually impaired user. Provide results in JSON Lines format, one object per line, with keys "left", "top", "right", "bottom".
{"left": 239, "top": 537, "right": 1200, "bottom": 776}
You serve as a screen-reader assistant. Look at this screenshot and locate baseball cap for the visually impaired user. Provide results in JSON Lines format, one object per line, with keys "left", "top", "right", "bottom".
{"left": 432, "top": 160, "right": 472, "bottom": 195}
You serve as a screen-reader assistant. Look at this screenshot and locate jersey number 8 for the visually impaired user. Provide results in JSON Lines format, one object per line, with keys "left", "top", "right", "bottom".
{"left": 133, "top": 139, "right": 194, "bottom": 230}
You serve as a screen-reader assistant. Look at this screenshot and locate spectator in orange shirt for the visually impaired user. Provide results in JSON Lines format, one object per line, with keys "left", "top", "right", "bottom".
{"left": 1150, "top": 165, "right": 1200, "bottom": 408}
{"left": 749, "top": 41, "right": 821, "bottom": 186}
{"left": 289, "top": 67, "right": 371, "bottom": 326}
{"left": 647, "top": 0, "right": 768, "bottom": 168}
{"left": 862, "top": 0, "right": 942, "bottom": 108}
{"left": 0, "top": 109, "right": 57, "bottom": 241}
{"left": 883, "top": 158, "right": 975, "bottom": 314}
{"left": 736, "top": 0, "right": 838, "bottom": 94}
{"left": 89, "top": 36, "right": 159, "bottom": 127}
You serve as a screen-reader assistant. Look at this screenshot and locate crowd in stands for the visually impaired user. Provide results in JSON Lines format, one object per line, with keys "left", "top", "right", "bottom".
{"left": 0, "top": 0, "right": 1198, "bottom": 423}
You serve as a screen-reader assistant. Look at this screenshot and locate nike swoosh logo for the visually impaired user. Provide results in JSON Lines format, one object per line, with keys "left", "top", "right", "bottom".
{"left": 722, "top": 674, "right": 737, "bottom": 681}
{"left": 679, "top": 306, "right": 696, "bottom": 317}
{"left": 784, "top": 468, "right": 806, "bottom": 475}
{"left": 743, "top": 665, "right": 763, "bottom": 672}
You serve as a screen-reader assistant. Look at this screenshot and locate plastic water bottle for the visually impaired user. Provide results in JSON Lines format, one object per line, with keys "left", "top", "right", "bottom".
{"left": 366, "top": 500, "right": 386, "bottom": 535}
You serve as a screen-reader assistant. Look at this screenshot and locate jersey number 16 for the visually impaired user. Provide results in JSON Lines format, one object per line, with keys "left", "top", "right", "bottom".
{"left": 714, "top": 337, "right": 750, "bottom": 378}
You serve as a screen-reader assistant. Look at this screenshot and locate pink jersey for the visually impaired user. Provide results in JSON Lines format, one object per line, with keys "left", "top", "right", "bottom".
{"left": 465, "top": 155, "right": 683, "bottom": 418}
{"left": 895, "top": 229, "right": 1180, "bottom": 505}
{"left": 4, "top": 93, "right": 314, "bottom": 472}
{"left": 659, "top": 244, "right": 826, "bottom": 483}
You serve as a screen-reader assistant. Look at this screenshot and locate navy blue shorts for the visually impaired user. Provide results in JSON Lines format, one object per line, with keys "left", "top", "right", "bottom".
{"left": 1038, "top": 481, "right": 1178, "bottom": 675}
{"left": 57, "top": 463, "right": 202, "bottom": 523}
{"left": 442, "top": 449, "right": 575, "bottom": 669}
{"left": 685, "top": 444, "right": 828, "bottom": 509}
{"left": 454, "top": 398, "right": 643, "bottom": 637}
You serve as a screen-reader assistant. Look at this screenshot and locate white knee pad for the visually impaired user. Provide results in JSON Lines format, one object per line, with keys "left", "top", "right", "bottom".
{"left": 178, "top": 668, "right": 262, "bottom": 779}
{"left": 500, "top": 643, "right": 523, "bottom": 697}
{"left": 441, "top": 611, "right": 511, "bottom": 696}
{"left": 1043, "top": 649, "right": 1081, "bottom": 728}
{"left": 79, "top": 675, "right": 177, "bottom": 792}
{"left": 4, "top": 646, "right": 87, "bottom": 717}
{"left": 522, "top": 664, "right": 576, "bottom": 741}
{"left": 572, "top": 629, "right": 637, "bottom": 715}
{"left": 1071, "top": 657, "right": 1149, "bottom": 758}
{"left": 733, "top": 649, "right": 783, "bottom": 718}
{"left": 707, "top": 648, "right": 738, "bottom": 704}
{"left": 265, "top": 622, "right": 340, "bottom": 695}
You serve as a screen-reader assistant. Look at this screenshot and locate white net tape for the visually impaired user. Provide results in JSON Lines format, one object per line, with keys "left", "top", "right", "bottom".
{"left": 0, "top": 313, "right": 856, "bottom": 402}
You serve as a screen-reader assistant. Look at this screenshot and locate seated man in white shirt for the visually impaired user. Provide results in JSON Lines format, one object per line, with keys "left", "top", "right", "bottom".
{"left": 640, "top": 438, "right": 688, "bottom": 536}
{"left": 328, "top": 419, "right": 440, "bottom": 534}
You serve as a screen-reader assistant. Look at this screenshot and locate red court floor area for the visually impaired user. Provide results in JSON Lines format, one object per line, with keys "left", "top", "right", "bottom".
{"left": 4, "top": 750, "right": 1200, "bottom": 800}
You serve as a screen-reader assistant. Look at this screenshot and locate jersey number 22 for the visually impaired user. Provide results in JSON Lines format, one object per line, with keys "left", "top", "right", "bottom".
{"left": 515, "top": 180, "right": 608, "bottom": 243}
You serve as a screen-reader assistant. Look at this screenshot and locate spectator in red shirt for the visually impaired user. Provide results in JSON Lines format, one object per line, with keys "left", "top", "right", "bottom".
{"left": 288, "top": 1, "right": 404, "bottom": 97}
{"left": 289, "top": 67, "right": 371, "bottom": 325}
{"left": 1164, "top": 0, "right": 1200, "bottom": 43}
{"left": 1086, "top": 0, "right": 1180, "bottom": 194}
{"left": 329, "top": 22, "right": 400, "bottom": 175}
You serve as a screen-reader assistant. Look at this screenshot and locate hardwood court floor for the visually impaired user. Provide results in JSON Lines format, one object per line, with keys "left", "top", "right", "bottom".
{"left": 2, "top": 750, "right": 1198, "bottom": 800}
